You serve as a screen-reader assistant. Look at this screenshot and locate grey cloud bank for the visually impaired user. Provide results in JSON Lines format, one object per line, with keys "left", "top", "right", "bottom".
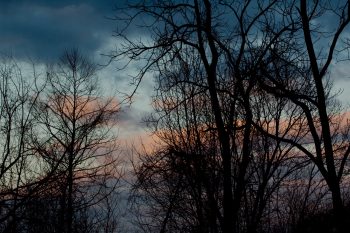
{"left": 0, "top": 0, "right": 118, "bottom": 61}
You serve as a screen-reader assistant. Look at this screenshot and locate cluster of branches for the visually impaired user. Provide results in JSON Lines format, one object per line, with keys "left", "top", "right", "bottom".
{"left": 112, "top": 1, "right": 350, "bottom": 233}
{"left": 0, "top": 50, "right": 121, "bottom": 233}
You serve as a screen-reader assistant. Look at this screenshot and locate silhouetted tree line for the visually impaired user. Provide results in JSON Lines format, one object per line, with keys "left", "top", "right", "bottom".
{"left": 112, "top": 0, "right": 350, "bottom": 233}
{"left": 1, "top": 1, "right": 350, "bottom": 233}
{"left": 0, "top": 50, "right": 121, "bottom": 233}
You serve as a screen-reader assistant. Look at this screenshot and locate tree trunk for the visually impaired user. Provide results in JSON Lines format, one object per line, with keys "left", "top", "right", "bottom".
{"left": 67, "top": 153, "right": 74, "bottom": 233}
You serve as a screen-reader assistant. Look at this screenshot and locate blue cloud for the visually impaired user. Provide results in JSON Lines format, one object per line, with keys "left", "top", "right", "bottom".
{"left": 0, "top": 0, "right": 118, "bottom": 61}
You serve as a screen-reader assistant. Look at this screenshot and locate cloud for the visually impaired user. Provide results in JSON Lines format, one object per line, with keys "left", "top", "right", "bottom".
{"left": 0, "top": 0, "right": 117, "bottom": 61}
{"left": 0, "top": 0, "right": 165, "bottom": 157}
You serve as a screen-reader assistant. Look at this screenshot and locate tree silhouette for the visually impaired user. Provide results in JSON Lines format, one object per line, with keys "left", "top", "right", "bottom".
{"left": 114, "top": 1, "right": 350, "bottom": 232}
{"left": 29, "top": 49, "right": 121, "bottom": 233}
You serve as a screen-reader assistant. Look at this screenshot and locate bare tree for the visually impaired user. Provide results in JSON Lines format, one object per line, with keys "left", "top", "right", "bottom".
{"left": 112, "top": 1, "right": 300, "bottom": 232}
{"left": 30, "top": 49, "right": 121, "bottom": 233}
{"left": 254, "top": 2, "right": 350, "bottom": 230}
{"left": 113, "top": 0, "right": 350, "bottom": 232}
{"left": 132, "top": 57, "right": 223, "bottom": 232}
{"left": 0, "top": 56, "right": 44, "bottom": 232}
{"left": 130, "top": 48, "right": 312, "bottom": 233}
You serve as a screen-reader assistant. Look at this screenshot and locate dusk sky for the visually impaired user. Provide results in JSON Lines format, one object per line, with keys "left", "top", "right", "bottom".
{"left": 0, "top": 0, "right": 156, "bottom": 148}
{"left": 0, "top": 0, "right": 116, "bottom": 60}
{"left": 0, "top": 2, "right": 157, "bottom": 228}
{"left": 2, "top": 1, "right": 350, "bottom": 232}
{"left": 1, "top": 0, "right": 350, "bottom": 146}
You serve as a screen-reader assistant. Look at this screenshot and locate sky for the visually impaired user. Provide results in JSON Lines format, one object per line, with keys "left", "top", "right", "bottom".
{"left": 0, "top": 0, "right": 156, "bottom": 151}
{"left": 0, "top": 2, "right": 155, "bottom": 229}
{"left": 0, "top": 0, "right": 115, "bottom": 60}
{"left": 1, "top": 0, "right": 350, "bottom": 148}
{"left": 2, "top": 1, "right": 350, "bottom": 230}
